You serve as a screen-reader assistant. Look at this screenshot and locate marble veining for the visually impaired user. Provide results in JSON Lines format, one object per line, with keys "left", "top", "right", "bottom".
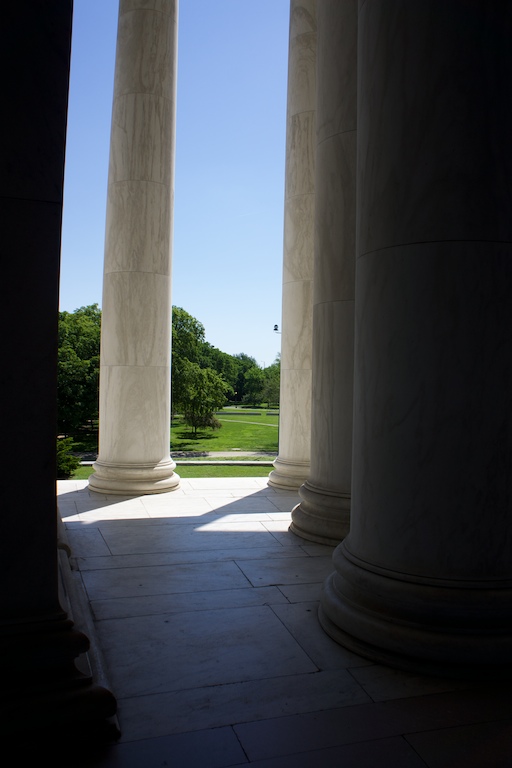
{"left": 291, "top": 0, "right": 357, "bottom": 541}
{"left": 92, "top": 0, "right": 178, "bottom": 494}
{"left": 97, "top": 364, "right": 172, "bottom": 465}
{"left": 101, "top": 271, "right": 171, "bottom": 368}
{"left": 270, "top": 0, "right": 316, "bottom": 491}
{"left": 114, "top": 7, "right": 176, "bottom": 99}
{"left": 283, "top": 193, "right": 315, "bottom": 284}
{"left": 289, "top": 0, "right": 317, "bottom": 38}
{"left": 277, "top": 368, "right": 312, "bottom": 461}
{"left": 104, "top": 180, "right": 172, "bottom": 276}
{"left": 109, "top": 93, "right": 174, "bottom": 186}
{"left": 286, "top": 32, "right": 316, "bottom": 116}
{"left": 281, "top": 279, "right": 313, "bottom": 371}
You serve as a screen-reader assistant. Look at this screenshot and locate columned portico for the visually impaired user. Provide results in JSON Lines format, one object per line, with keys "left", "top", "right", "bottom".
{"left": 269, "top": 0, "right": 316, "bottom": 491}
{"left": 290, "top": 0, "right": 357, "bottom": 544}
{"left": 90, "top": 0, "right": 180, "bottom": 495}
{"left": 6, "top": 7, "right": 512, "bottom": 757}
{"left": 320, "top": 0, "right": 512, "bottom": 677}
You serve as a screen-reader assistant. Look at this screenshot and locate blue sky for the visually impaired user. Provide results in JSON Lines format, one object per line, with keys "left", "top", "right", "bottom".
{"left": 60, "top": 0, "right": 289, "bottom": 369}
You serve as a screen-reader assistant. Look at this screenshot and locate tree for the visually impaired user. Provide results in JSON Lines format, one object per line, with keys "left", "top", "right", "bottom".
{"left": 172, "top": 306, "right": 205, "bottom": 363}
{"left": 178, "top": 359, "right": 229, "bottom": 436}
{"left": 171, "top": 307, "right": 206, "bottom": 415}
{"left": 56, "top": 437, "right": 80, "bottom": 478}
{"left": 233, "top": 353, "right": 258, "bottom": 403}
{"left": 57, "top": 304, "right": 101, "bottom": 436}
{"left": 263, "top": 358, "right": 280, "bottom": 407}
{"left": 200, "top": 342, "right": 238, "bottom": 394}
{"left": 243, "top": 365, "right": 265, "bottom": 405}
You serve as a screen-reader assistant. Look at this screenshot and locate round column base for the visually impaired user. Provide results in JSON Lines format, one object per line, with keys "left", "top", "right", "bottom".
{"left": 319, "top": 540, "right": 512, "bottom": 679}
{"left": 88, "top": 458, "right": 180, "bottom": 495}
{"left": 268, "top": 457, "right": 310, "bottom": 490}
{"left": 289, "top": 480, "right": 350, "bottom": 545}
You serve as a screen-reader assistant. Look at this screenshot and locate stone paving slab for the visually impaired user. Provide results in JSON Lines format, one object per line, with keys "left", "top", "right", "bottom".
{"left": 58, "top": 479, "right": 512, "bottom": 768}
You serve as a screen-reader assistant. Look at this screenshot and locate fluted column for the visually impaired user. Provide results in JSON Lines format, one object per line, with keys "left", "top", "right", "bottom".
{"left": 290, "top": 0, "right": 357, "bottom": 544}
{"left": 269, "top": 0, "right": 316, "bottom": 491}
{"left": 320, "top": 0, "right": 512, "bottom": 677}
{"left": 90, "top": 0, "right": 180, "bottom": 495}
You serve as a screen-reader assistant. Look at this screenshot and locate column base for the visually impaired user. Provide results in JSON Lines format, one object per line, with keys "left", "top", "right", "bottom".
{"left": 88, "top": 457, "right": 180, "bottom": 495}
{"left": 319, "top": 540, "right": 512, "bottom": 679}
{"left": 268, "top": 457, "right": 310, "bottom": 490}
{"left": 2, "top": 613, "right": 118, "bottom": 740}
{"left": 289, "top": 480, "right": 350, "bottom": 545}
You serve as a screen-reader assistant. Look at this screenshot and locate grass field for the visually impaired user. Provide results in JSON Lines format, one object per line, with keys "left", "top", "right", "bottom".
{"left": 72, "top": 464, "right": 272, "bottom": 480}
{"left": 170, "top": 410, "right": 279, "bottom": 453}
{"left": 69, "top": 408, "right": 279, "bottom": 480}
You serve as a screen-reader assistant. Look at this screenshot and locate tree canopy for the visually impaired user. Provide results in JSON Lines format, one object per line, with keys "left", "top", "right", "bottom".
{"left": 171, "top": 307, "right": 234, "bottom": 433}
{"left": 262, "top": 358, "right": 280, "bottom": 407}
{"left": 171, "top": 306, "right": 205, "bottom": 363}
{"left": 57, "top": 304, "right": 101, "bottom": 436}
{"left": 170, "top": 310, "right": 280, "bottom": 411}
{"left": 56, "top": 304, "right": 280, "bottom": 443}
{"left": 178, "top": 359, "right": 229, "bottom": 434}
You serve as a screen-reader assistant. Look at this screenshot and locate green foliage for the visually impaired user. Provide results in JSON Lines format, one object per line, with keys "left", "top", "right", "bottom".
{"left": 171, "top": 307, "right": 206, "bottom": 415}
{"left": 56, "top": 302, "right": 277, "bottom": 457}
{"left": 262, "top": 358, "right": 280, "bottom": 407}
{"left": 57, "top": 304, "right": 101, "bottom": 436}
{"left": 243, "top": 365, "right": 265, "bottom": 405}
{"left": 233, "top": 353, "right": 258, "bottom": 402}
{"left": 178, "top": 359, "right": 230, "bottom": 436}
{"left": 171, "top": 410, "right": 278, "bottom": 452}
{"left": 171, "top": 307, "right": 242, "bottom": 421}
{"left": 200, "top": 342, "right": 239, "bottom": 392}
{"left": 171, "top": 306, "right": 205, "bottom": 362}
{"left": 56, "top": 437, "right": 80, "bottom": 479}
{"left": 170, "top": 308, "right": 277, "bottom": 410}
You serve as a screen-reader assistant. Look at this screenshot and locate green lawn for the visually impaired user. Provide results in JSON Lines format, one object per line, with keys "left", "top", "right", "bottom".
{"left": 170, "top": 410, "right": 279, "bottom": 453}
{"left": 72, "top": 464, "right": 272, "bottom": 480}
{"left": 178, "top": 464, "right": 272, "bottom": 478}
{"left": 67, "top": 409, "right": 279, "bottom": 480}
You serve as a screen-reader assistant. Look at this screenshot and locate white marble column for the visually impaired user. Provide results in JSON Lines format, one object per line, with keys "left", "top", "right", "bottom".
{"left": 269, "top": 0, "right": 316, "bottom": 491}
{"left": 290, "top": 0, "right": 357, "bottom": 544}
{"left": 89, "top": 0, "right": 180, "bottom": 495}
{"left": 320, "top": 0, "right": 512, "bottom": 677}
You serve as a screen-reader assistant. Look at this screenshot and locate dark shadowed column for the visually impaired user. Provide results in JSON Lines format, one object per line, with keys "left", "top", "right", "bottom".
{"left": 320, "top": 0, "right": 512, "bottom": 677}
{"left": 0, "top": 1, "right": 117, "bottom": 739}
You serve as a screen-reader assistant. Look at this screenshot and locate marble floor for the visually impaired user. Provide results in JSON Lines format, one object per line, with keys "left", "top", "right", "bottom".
{"left": 57, "top": 478, "right": 512, "bottom": 767}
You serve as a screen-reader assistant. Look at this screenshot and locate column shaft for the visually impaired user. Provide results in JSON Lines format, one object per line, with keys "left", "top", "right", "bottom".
{"left": 269, "top": 0, "right": 316, "bottom": 491}
{"left": 320, "top": 0, "right": 512, "bottom": 677}
{"left": 290, "top": 0, "right": 357, "bottom": 544}
{"left": 90, "top": 0, "right": 180, "bottom": 495}
{"left": 1, "top": 2, "right": 117, "bottom": 739}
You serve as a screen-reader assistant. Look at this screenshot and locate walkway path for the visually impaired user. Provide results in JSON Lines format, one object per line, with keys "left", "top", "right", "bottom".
{"left": 79, "top": 451, "right": 277, "bottom": 465}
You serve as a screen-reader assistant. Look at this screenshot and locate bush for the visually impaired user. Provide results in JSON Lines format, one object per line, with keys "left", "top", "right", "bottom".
{"left": 56, "top": 437, "right": 80, "bottom": 479}
{"left": 183, "top": 412, "right": 221, "bottom": 435}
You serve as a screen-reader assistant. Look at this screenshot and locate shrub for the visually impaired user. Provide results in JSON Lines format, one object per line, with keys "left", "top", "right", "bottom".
{"left": 56, "top": 437, "right": 80, "bottom": 479}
